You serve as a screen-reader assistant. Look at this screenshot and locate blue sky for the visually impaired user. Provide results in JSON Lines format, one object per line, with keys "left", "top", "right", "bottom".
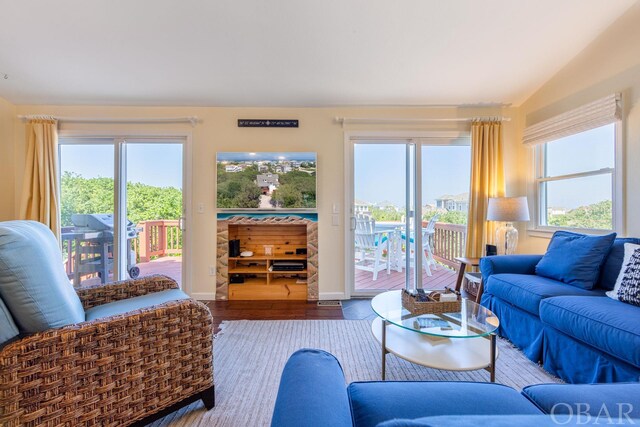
{"left": 60, "top": 127, "right": 613, "bottom": 211}
{"left": 354, "top": 124, "right": 613, "bottom": 210}
{"left": 354, "top": 144, "right": 471, "bottom": 207}
{"left": 60, "top": 143, "right": 183, "bottom": 189}
{"left": 217, "top": 152, "right": 316, "bottom": 162}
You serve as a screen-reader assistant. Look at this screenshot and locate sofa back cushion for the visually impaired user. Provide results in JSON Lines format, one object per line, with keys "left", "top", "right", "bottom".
{"left": 0, "top": 221, "right": 85, "bottom": 333}
{"left": 0, "top": 297, "right": 19, "bottom": 345}
{"left": 535, "top": 231, "right": 616, "bottom": 290}
{"left": 598, "top": 237, "right": 640, "bottom": 290}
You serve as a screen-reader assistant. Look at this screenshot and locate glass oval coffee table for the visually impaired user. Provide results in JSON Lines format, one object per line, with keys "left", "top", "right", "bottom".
{"left": 371, "top": 290, "right": 500, "bottom": 381}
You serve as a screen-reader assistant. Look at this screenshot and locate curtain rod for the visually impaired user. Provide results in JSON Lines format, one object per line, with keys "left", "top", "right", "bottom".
{"left": 17, "top": 115, "right": 200, "bottom": 127}
{"left": 335, "top": 116, "right": 511, "bottom": 125}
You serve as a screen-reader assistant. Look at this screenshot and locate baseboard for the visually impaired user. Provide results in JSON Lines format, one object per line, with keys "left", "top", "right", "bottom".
{"left": 190, "top": 292, "right": 216, "bottom": 301}
{"left": 319, "top": 292, "right": 347, "bottom": 300}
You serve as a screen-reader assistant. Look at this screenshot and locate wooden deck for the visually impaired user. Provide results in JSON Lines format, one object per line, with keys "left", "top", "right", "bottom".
{"left": 138, "top": 256, "right": 182, "bottom": 286}
{"left": 355, "top": 262, "right": 457, "bottom": 291}
{"left": 74, "top": 256, "right": 182, "bottom": 287}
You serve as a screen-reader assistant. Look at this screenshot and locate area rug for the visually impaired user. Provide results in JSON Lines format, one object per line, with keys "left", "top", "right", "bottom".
{"left": 150, "top": 320, "right": 560, "bottom": 426}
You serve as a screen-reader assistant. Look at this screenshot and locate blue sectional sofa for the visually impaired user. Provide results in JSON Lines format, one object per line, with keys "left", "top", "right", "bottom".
{"left": 271, "top": 349, "right": 640, "bottom": 427}
{"left": 480, "top": 235, "right": 640, "bottom": 384}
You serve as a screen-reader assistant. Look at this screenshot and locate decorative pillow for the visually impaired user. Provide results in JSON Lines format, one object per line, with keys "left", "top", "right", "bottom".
{"left": 535, "top": 231, "right": 616, "bottom": 290}
{"left": 606, "top": 243, "right": 640, "bottom": 307}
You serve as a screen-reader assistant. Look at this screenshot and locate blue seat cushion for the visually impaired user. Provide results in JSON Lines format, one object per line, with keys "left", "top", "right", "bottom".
{"left": 348, "top": 381, "right": 542, "bottom": 427}
{"left": 375, "top": 415, "right": 638, "bottom": 427}
{"left": 0, "top": 221, "right": 85, "bottom": 333}
{"left": 540, "top": 296, "right": 640, "bottom": 367}
{"left": 0, "top": 297, "right": 19, "bottom": 345}
{"left": 484, "top": 274, "right": 605, "bottom": 316}
{"left": 599, "top": 238, "right": 640, "bottom": 290}
{"left": 535, "top": 231, "right": 616, "bottom": 290}
{"left": 522, "top": 383, "right": 640, "bottom": 418}
{"left": 85, "top": 289, "right": 189, "bottom": 321}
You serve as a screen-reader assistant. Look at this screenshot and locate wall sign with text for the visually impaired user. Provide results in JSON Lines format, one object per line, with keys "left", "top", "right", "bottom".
{"left": 238, "top": 119, "right": 299, "bottom": 128}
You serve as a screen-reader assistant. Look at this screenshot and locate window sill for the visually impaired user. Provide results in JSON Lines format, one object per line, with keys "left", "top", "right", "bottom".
{"left": 527, "top": 229, "right": 554, "bottom": 239}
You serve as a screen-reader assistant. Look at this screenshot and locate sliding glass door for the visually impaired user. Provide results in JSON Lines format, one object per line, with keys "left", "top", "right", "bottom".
{"left": 59, "top": 137, "right": 185, "bottom": 288}
{"left": 349, "top": 136, "right": 470, "bottom": 296}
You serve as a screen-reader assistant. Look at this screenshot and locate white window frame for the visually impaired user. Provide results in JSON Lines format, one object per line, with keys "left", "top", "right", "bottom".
{"left": 57, "top": 130, "right": 194, "bottom": 296}
{"left": 532, "top": 121, "right": 623, "bottom": 235}
{"left": 343, "top": 130, "right": 470, "bottom": 298}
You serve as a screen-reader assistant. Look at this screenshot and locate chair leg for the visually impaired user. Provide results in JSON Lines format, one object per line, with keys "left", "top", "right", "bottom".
{"left": 425, "top": 243, "right": 437, "bottom": 270}
{"left": 386, "top": 240, "right": 391, "bottom": 275}
{"left": 201, "top": 385, "right": 215, "bottom": 410}
{"left": 373, "top": 248, "right": 380, "bottom": 281}
{"left": 422, "top": 249, "right": 432, "bottom": 276}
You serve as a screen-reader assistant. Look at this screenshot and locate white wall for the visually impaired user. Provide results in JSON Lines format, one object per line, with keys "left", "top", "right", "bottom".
{"left": 516, "top": 2, "right": 640, "bottom": 254}
{"left": 0, "top": 96, "right": 16, "bottom": 221}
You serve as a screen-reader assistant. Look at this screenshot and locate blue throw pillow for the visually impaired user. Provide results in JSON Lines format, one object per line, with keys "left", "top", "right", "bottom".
{"left": 535, "top": 231, "right": 616, "bottom": 290}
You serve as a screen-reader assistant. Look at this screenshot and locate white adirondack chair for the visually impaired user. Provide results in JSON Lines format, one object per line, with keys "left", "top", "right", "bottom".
{"left": 354, "top": 214, "right": 390, "bottom": 281}
{"left": 403, "top": 215, "right": 439, "bottom": 276}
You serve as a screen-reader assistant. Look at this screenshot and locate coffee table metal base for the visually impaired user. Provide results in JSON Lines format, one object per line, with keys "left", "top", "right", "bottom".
{"left": 371, "top": 317, "right": 498, "bottom": 381}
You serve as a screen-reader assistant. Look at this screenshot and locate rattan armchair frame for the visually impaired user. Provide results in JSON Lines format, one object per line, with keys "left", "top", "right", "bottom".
{"left": 0, "top": 275, "right": 214, "bottom": 426}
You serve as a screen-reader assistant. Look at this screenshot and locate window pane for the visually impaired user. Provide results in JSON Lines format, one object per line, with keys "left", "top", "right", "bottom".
{"left": 545, "top": 124, "right": 614, "bottom": 177}
{"left": 541, "top": 174, "right": 612, "bottom": 230}
{"left": 126, "top": 143, "right": 183, "bottom": 286}
{"left": 60, "top": 143, "right": 115, "bottom": 287}
{"left": 353, "top": 143, "right": 407, "bottom": 292}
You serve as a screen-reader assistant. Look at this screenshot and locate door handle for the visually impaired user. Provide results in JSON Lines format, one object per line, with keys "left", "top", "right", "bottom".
{"left": 179, "top": 217, "right": 186, "bottom": 231}
{"left": 350, "top": 217, "right": 356, "bottom": 231}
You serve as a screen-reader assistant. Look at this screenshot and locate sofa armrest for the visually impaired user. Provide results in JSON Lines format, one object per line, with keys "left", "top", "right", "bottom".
{"left": 271, "top": 349, "right": 352, "bottom": 427}
{"left": 75, "top": 274, "right": 179, "bottom": 310}
{"left": 481, "top": 255, "right": 543, "bottom": 283}
{"left": 0, "top": 298, "right": 213, "bottom": 426}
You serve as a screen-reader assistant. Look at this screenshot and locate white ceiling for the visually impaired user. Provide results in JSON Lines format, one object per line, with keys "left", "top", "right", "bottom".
{"left": 0, "top": 0, "right": 636, "bottom": 107}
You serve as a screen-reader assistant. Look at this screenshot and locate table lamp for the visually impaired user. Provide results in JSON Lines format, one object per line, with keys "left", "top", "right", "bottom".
{"left": 486, "top": 197, "right": 530, "bottom": 255}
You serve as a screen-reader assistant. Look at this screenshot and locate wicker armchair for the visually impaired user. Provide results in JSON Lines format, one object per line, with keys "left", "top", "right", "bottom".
{"left": 0, "top": 275, "right": 214, "bottom": 427}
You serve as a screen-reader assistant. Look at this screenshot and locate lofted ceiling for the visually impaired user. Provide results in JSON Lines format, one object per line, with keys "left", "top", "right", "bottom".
{"left": 0, "top": 0, "right": 636, "bottom": 107}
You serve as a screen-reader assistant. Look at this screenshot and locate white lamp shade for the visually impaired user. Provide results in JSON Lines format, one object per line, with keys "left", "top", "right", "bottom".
{"left": 487, "top": 197, "right": 530, "bottom": 222}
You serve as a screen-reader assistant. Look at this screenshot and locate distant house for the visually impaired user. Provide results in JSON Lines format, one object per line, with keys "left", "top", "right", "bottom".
{"left": 258, "top": 164, "right": 268, "bottom": 173}
{"left": 225, "top": 165, "right": 242, "bottom": 173}
{"left": 435, "top": 193, "right": 468, "bottom": 212}
{"left": 283, "top": 165, "right": 292, "bottom": 173}
{"left": 354, "top": 199, "right": 372, "bottom": 214}
{"left": 374, "top": 201, "right": 399, "bottom": 212}
{"left": 290, "top": 161, "right": 301, "bottom": 168}
{"left": 256, "top": 173, "right": 279, "bottom": 194}
{"left": 547, "top": 207, "right": 567, "bottom": 216}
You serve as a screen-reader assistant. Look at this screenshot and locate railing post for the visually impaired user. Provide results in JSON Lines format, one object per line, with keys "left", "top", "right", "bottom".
{"left": 138, "top": 221, "right": 151, "bottom": 262}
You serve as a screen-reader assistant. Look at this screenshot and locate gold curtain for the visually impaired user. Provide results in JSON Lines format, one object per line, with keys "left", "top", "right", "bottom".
{"left": 19, "top": 118, "right": 61, "bottom": 240}
{"left": 465, "top": 121, "right": 505, "bottom": 258}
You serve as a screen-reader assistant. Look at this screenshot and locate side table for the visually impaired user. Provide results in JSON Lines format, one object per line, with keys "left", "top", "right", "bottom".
{"left": 454, "top": 257, "right": 483, "bottom": 303}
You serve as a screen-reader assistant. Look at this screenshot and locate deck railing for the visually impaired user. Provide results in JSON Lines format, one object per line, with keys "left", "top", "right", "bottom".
{"left": 431, "top": 222, "right": 466, "bottom": 269}
{"left": 135, "top": 220, "right": 183, "bottom": 262}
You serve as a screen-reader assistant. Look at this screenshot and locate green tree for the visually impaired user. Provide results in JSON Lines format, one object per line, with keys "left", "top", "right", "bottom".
{"left": 423, "top": 208, "right": 467, "bottom": 225}
{"left": 370, "top": 207, "right": 403, "bottom": 222}
{"left": 60, "top": 172, "right": 183, "bottom": 226}
{"left": 216, "top": 164, "right": 261, "bottom": 208}
{"left": 548, "top": 200, "right": 612, "bottom": 230}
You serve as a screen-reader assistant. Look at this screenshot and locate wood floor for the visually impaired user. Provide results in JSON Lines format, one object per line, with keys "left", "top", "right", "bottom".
{"left": 206, "top": 300, "right": 346, "bottom": 334}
